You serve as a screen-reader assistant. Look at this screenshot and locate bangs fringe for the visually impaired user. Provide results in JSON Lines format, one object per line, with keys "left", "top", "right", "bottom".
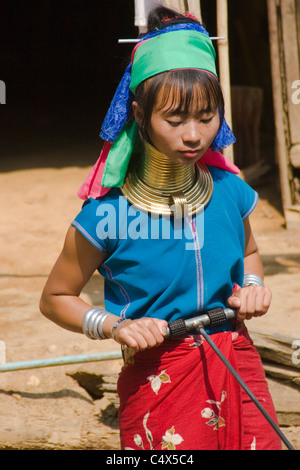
{"left": 154, "top": 70, "right": 222, "bottom": 117}
{"left": 135, "top": 69, "right": 224, "bottom": 140}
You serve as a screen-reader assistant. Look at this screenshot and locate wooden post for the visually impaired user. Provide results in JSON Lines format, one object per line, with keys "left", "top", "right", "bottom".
{"left": 267, "top": 0, "right": 294, "bottom": 212}
{"left": 187, "top": 0, "right": 202, "bottom": 22}
{"left": 217, "top": 0, "right": 234, "bottom": 163}
{"left": 281, "top": 0, "right": 300, "bottom": 169}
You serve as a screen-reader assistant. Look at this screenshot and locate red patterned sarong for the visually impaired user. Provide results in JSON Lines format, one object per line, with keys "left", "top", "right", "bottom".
{"left": 117, "top": 326, "right": 282, "bottom": 450}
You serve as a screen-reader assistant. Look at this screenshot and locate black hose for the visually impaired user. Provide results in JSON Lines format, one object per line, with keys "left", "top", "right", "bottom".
{"left": 167, "top": 308, "right": 295, "bottom": 450}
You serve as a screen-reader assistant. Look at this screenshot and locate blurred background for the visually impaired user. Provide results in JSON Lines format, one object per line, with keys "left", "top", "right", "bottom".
{"left": 0, "top": 0, "right": 276, "bottom": 171}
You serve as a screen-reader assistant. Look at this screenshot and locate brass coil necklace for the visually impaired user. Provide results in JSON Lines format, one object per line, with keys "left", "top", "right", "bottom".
{"left": 121, "top": 140, "right": 213, "bottom": 217}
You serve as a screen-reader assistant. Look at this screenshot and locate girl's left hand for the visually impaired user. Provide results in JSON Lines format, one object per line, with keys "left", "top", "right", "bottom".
{"left": 227, "top": 286, "right": 272, "bottom": 322}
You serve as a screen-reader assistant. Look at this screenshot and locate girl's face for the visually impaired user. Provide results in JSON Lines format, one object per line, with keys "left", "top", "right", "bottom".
{"left": 133, "top": 84, "right": 220, "bottom": 165}
{"left": 148, "top": 103, "right": 220, "bottom": 165}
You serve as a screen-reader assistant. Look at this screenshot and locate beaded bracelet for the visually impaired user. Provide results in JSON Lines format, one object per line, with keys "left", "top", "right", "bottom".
{"left": 82, "top": 307, "right": 112, "bottom": 340}
{"left": 243, "top": 273, "right": 265, "bottom": 287}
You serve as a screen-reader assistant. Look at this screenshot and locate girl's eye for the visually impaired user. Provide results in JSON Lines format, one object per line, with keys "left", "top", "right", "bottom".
{"left": 167, "top": 120, "right": 182, "bottom": 127}
{"left": 201, "top": 117, "right": 213, "bottom": 125}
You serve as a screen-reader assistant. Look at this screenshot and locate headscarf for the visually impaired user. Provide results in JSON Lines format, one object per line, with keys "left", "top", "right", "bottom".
{"left": 78, "top": 21, "right": 237, "bottom": 200}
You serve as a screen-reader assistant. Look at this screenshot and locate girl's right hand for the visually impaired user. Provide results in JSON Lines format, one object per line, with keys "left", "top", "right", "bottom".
{"left": 110, "top": 317, "right": 168, "bottom": 353}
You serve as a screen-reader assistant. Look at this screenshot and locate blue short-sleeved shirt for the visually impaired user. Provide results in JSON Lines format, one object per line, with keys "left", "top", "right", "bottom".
{"left": 72, "top": 167, "right": 258, "bottom": 329}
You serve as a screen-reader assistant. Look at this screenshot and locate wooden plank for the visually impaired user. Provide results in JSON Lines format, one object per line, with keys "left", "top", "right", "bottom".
{"left": 285, "top": 207, "right": 300, "bottom": 230}
{"left": 264, "top": 362, "right": 300, "bottom": 385}
{"left": 249, "top": 328, "right": 300, "bottom": 370}
{"left": 267, "top": 378, "right": 300, "bottom": 425}
{"left": 290, "top": 144, "right": 300, "bottom": 168}
{"left": 297, "top": 0, "right": 300, "bottom": 53}
{"left": 276, "top": 411, "right": 300, "bottom": 426}
{"left": 267, "top": 0, "right": 293, "bottom": 210}
{"left": 281, "top": 0, "right": 300, "bottom": 147}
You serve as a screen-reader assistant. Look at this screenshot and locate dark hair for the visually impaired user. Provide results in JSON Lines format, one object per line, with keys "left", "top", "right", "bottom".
{"left": 134, "top": 7, "right": 224, "bottom": 142}
{"left": 146, "top": 6, "right": 200, "bottom": 33}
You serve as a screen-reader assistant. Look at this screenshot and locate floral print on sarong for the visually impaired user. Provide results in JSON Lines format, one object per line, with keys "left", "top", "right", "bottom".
{"left": 125, "top": 369, "right": 184, "bottom": 450}
{"left": 125, "top": 411, "right": 184, "bottom": 450}
{"left": 201, "top": 390, "right": 227, "bottom": 430}
{"left": 147, "top": 369, "right": 171, "bottom": 394}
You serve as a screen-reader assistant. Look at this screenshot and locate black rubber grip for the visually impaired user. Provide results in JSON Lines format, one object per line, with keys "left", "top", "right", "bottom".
{"left": 167, "top": 318, "right": 187, "bottom": 336}
{"left": 207, "top": 307, "right": 227, "bottom": 327}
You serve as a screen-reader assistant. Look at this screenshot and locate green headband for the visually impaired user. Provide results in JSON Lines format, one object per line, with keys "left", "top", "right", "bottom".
{"left": 130, "top": 30, "right": 217, "bottom": 93}
{"left": 101, "top": 30, "right": 218, "bottom": 188}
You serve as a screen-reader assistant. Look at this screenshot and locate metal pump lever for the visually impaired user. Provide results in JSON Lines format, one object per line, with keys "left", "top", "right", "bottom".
{"left": 166, "top": 307, "right": 294, "bottom": 451}
{"left": 166, "top": 307, "right": 236, "bottom": 337}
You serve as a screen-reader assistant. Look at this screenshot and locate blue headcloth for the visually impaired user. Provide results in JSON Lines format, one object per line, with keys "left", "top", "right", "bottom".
{"left": 100, "top": 22, "right": 236, "bottom": 151}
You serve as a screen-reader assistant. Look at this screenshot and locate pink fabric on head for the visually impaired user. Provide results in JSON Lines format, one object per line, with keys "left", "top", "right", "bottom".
{"left": 184, "top": 12, "right": 200, "bottom": 21}
{"left": 77, "top": 141, "right": 113, "bottom": 200}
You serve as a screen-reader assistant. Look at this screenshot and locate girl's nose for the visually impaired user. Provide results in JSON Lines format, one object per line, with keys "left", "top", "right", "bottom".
{"left": 182, "top": 121, "right": 201, "bottom": 147}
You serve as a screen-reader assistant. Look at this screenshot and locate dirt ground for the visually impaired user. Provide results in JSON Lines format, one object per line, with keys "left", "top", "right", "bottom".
{"left": 0, "top": 147, "right": 300, "bottom": 450}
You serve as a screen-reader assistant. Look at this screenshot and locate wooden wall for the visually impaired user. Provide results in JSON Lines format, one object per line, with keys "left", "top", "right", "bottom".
{"left": 267, "top": 0, "right": 300, "bottom": 227}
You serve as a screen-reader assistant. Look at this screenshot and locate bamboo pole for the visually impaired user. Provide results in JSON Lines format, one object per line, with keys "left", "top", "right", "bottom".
{"left": 217, "top": 0, "right": 234, "bottom": 163}
{"left": 187, "top": 0, "right": 202, "bottom": 22}
{"left": 0, "top": 350, "right": 123, "bottom": 373}
{"left": 267, "top": 0, "right": 293, "bottom": 210}
{"left": 281, "top": 0, "right": 300, "bottom": 168}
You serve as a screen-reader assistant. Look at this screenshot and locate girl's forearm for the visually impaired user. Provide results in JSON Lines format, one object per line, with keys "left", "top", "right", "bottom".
{"left": 243, "top": 249, "right": 264, "bottom": 279}
{"left": 40, "top": 293, "right": 93, "bottom": 333}
{"left": 39, "top": 293, "right": 119, "bottom": 337}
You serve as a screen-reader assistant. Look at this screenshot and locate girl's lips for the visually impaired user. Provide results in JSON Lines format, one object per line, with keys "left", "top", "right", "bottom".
{"left": 180, "top": 150, "right": 201, "bottom": 158}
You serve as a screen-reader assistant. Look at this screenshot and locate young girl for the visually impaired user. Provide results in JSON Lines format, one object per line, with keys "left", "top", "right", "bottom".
{"left": 40, "top": 7, "right": 282, "bottom": 450}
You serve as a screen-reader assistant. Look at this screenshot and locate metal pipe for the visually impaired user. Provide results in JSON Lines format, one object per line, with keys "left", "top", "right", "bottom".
{"left": 199, "top": 327, "right": 294, "bottom": 451}
{"left": 167, "top": 307, "right": 294, "bottom": 451}
{"left": 0, "top": 350, "right": 123, "bottom": 372}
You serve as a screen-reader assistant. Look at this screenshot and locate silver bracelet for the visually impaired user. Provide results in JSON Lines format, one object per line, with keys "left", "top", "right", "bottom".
{"left": 111, "top": 317, "right": 128, "bottom": 340}
{"left": 243, "top": 273, "right": 265, "bottom": 287}
{"left": 82, "top": 307, "right": 112, "bottom": 340}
